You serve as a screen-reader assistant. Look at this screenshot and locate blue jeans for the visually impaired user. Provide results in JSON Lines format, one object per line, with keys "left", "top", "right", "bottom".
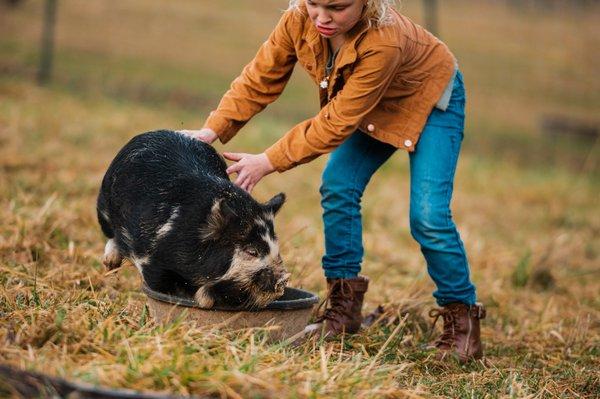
{"left": 320, "top": 70, "right": 476, "bottom": 306}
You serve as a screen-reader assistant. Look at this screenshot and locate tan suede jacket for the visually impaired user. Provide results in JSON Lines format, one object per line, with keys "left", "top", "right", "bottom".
{"left": 203, "top": 6, "right": 457, "bottom": 172}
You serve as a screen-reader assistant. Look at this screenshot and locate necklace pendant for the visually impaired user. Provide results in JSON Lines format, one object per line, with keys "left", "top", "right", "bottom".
{"left": 319, "top": 78, "right": 328, "bottom": 89}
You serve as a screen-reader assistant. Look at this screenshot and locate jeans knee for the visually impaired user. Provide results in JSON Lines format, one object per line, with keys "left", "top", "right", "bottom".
{"left": 409, "top": 208, "right": 446, "bottom": 244}
{"left": 320, "top": 164, "right": 354, "bottom": 206}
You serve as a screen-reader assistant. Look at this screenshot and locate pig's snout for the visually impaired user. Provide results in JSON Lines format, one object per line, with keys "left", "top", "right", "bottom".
{"left": 276, "top": 272, "right": 291, "bottom": 293}
{"left": 254, "top": 267, "right": 290, "bottom": 294}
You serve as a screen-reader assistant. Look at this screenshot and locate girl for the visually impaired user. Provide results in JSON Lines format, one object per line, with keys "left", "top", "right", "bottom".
{"left": 180, "top": 0, "right": 485, "bottom": 362}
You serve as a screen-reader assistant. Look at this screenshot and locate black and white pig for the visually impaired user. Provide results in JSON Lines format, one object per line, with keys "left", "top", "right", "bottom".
{"left": 96, "top": 130, "right": 289, "bottom": 309}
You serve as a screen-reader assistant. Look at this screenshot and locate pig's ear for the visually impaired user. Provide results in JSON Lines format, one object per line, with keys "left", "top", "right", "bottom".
{"left": 200, "top": 198, "right": 238, "bottom": 241}
{"left": 264, "top": 193, "right": 286, "bottom": 215}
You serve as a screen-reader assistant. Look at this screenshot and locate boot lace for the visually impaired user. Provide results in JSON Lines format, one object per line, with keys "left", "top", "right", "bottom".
{"left": 428, "top": 307, "right": 459, "bottom": 348}
{"left": 314, "top": 279, "right": 355, "bottom": 325}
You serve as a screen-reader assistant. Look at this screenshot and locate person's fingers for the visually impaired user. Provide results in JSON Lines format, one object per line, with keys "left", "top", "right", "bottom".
{"left": 197, "top": 134, "right": 212, "bottom": 142}
{"left": 247, "top": 182, "right": 255, "bottom": 193}
{"left": 234, "top": 171, "right": 248, "bottom": 187}
{"left": 234, "top": 172, "right": 243, "bottom": 186}
{"left": 242, "top": 178, "right": 253, "bottom": 193}
{"left": 178, "top": 130, "right": 204, "bottom": 142}
{"left": 226, "top": 162, "right": 243, "bottom": 175}
{"left": 240, "top": 177, "right": 252, "bottom": 192}
{"left": 181, "top": 130, "right": 201, "bottom": 136}
{"left": 223, "top": 152, "right": 246, "bottom": 161}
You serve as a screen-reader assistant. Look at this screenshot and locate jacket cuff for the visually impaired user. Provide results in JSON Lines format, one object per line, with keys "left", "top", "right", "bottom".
{"left": 203, "top": 112, "right": 236, "bottom": 144}
{"left": 265, "top": 144, "right": 293, "bottom": 173}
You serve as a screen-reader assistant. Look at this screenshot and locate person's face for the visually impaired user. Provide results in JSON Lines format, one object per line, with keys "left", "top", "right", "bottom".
{"left": 306, "top": 0, "right": 365, "bottom": 39}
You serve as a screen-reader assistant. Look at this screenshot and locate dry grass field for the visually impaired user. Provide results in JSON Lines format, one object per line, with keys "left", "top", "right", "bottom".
{"left": 0, "top": 0, "right": 599, "bottom": 397}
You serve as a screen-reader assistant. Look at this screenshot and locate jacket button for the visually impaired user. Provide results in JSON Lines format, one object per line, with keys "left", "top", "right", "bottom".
{"left": 404, "top": 139, "right": 412, "bottom": 147}
{"left": 367, "top": 124, "right": 375, "bottom": 132}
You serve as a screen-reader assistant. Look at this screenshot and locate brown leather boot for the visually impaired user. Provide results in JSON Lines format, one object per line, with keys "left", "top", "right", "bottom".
{"left": 292, "top": 276, "right": 369, "bottom": 343}
{"left": 428, "top": 302, "right": 486, "bottom": 363}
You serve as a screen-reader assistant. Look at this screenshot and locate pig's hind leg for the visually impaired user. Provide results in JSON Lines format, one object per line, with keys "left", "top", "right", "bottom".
{"left": 141, "top": 265, "right": 199, "bottom": 299}
{"left": 103, "top": 239, "right": 124, "bottom": 270}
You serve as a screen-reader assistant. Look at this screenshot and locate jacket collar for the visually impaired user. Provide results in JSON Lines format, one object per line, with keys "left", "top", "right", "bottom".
{"left": 336, "top": 17, "right": 369, "bottom": 69}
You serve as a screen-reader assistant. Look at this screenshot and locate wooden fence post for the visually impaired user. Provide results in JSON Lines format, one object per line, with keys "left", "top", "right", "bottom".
{"left": 38, "top": 0, "right": 57, "bottom": 85}
{"left": 423, "top": 0, "right": 439, "bottom": 38}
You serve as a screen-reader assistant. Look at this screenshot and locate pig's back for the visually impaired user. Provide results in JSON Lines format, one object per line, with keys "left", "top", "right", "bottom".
{"left": 106, "top": 130, "right": 228, "bottom": 182}
{"left": 99, "top": 130, "right": 229, "bottom": 254}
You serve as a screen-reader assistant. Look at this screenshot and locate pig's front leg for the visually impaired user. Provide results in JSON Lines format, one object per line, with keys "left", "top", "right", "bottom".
{"left": 194, "top": 284, "right": 215, "bottom": 308}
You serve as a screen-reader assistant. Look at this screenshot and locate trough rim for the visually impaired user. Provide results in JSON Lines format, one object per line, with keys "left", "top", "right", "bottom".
{"left": 142, "top": 284, "right": 319, "bottom": 312}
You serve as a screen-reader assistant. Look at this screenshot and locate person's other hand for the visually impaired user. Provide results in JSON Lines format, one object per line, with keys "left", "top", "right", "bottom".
{"left": 177, "top": 128, "right": 218, "bottom": 144}
{"left": 224, "top": 152, "right": 275, "bottom": 193}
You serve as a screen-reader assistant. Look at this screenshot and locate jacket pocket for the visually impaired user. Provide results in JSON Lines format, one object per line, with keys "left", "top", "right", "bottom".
{"left": 386, "top": 73, "right": 426, "bottom": 98}
{"left": 300, "top": 60, "right": 315, "bottom": 73}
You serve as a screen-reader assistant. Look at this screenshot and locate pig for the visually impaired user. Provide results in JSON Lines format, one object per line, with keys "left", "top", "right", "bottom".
{"left": 96, "top": 130, "right": 290, "bottom": 309}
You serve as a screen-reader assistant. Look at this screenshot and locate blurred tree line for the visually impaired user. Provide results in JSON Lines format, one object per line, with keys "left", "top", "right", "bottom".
{"left": 4, "top": 0, "right": 599, "bottom": 8}
{"left": 505, "top": 0, "right": 599, "bottom": 8}
{"left": 2, "top": 0, "right": 598, "bottom": 86}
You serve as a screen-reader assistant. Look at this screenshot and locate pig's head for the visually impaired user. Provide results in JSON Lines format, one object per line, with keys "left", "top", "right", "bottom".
{"left": 194, "top": 192, "right": 290, "bottom": 309}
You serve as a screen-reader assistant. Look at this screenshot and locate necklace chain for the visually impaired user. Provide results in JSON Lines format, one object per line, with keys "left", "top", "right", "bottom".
{"left": 321, "top": 45, "right": 340, "bottom": 90}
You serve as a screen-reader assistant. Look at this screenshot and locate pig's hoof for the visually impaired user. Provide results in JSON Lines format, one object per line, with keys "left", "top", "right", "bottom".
{"left": 194, "top": 286, "right": 215, "bottom": 308}
{"left": 102, "top": 239, "right": 123, "bottom": 270}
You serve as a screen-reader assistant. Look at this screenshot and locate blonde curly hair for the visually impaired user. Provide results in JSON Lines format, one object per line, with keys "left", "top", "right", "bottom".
{"left": 287, "top": 0, "right": 399, "bottom": 28}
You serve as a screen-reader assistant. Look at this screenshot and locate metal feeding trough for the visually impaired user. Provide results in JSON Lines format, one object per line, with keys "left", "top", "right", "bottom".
{"left": 143, "top": 285, "right": 319, "bottom": 342}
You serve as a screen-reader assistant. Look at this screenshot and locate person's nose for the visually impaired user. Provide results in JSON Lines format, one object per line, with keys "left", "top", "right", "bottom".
{"left": 316, "top": 8, "right": 332, "bottom": 25}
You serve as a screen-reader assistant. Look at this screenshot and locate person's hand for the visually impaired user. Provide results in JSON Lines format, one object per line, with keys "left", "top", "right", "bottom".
{"left": 178, "top": 128, "right": 218, "bottom": 144}
{"left": 224, "top": 152, "right": 275, "bottom": 193}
